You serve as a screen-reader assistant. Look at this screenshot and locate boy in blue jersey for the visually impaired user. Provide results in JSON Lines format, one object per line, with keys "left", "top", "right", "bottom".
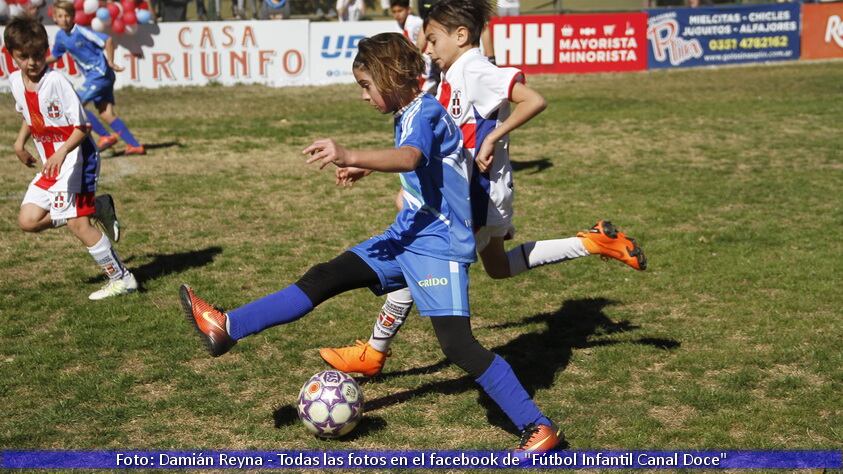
{"left": 179, "top": 33, "right": 561, "bottom": 453}
{"left": 46, "top": 0, "right": 145, "bottom": 156}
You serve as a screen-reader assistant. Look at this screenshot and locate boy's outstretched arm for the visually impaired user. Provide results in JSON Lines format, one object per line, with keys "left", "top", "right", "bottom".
{"left": 304, "top": 138, "right": 422, "bottom": 172}
{"left": 14, "top": 120, "right": 36, "bottom": 168}
{"left": 474, "top": 82, "right": 547, "bottom": 172}
{"left": 104, "top": 37, "right": 124, "bottom": 72}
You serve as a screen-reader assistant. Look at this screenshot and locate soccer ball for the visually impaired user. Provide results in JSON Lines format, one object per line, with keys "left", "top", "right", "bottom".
{"left": 297, "top": 370, "right": 364, "bottom": 438}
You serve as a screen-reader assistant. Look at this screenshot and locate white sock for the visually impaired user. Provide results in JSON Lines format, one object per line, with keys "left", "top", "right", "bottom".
{"left": 506, "top": 237, "right": 590, "bottom": 277}
{"left": 368, "top": 287, "right": 413, "bottom": 353}
{"left": 87, "top": 233, "right": 127, "bottom": 281}
{"left": 52, "top": 218, "right": 67, "bottom": 228}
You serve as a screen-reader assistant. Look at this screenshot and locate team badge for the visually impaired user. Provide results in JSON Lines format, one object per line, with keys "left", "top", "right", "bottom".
{"left": 378, "top": 310, "right": 396, "bottom": 328}
{"left": 52, "top": 192, "right": 69, "bottom": 210}
{"left": 47, "top": 98, "right": 62, "bottom": 119}
{"left": 449, "top": 90, "right": 462, "bottom": 117}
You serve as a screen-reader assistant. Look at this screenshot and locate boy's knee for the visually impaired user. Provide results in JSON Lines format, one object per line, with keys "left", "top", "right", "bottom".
{"left": 18, "top": 216, "right": 40, "bottom": 232}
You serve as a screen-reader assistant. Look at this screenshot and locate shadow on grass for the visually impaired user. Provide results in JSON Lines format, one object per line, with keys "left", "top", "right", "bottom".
{"left": 270, "top": 298, "right": 679, "bottom": 440}
{"left": 85, "top": 246, "right": 223, "bottom": 292}
{"left": 273, "top": 404, "right": 387, "bottom": 440}
{"left": 105, "top": 141, "right": 182, "bottom": 158}
{"left": 511, "top": 158, "right": 553, "bottom": 174}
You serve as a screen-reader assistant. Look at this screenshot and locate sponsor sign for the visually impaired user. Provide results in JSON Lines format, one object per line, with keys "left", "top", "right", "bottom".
{"left": 647, "top": 4, "right": 800, "bottom": 69}
{"left": 1, "top": 21, "right": 309, "bottom": 90}
{"left": 801, "top": 2, "right": 843, "bottom": 60}
{"left": 308, "top": 21, "right": 400, "bottom": 84}
{"left": 491, "top": 13, "right": 648, "bottom": 74}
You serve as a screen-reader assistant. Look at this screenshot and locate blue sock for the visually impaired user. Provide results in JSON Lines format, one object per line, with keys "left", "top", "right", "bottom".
{"left": 475, "top": 355, "right": 552, "bottom": 431}
{"left": 85, "top": 110, "right": 110, "bottom": 137}
{"left": 108, "top": 118, "right": 141, "bottom": 147}
{"left": 227, "top": 284, "right": 314, "bottom": 340}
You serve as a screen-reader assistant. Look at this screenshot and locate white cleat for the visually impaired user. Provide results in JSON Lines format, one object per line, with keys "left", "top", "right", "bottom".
{"left": 89, "top": 272, "right": 138, "bottom": 300}
{"left": 93, "top": 194, "right": 121, "bottom": 243}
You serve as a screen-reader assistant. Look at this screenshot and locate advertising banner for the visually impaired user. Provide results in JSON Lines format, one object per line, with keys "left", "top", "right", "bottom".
{"left": 308, "top": 21, "right": 400, "bottom": 84}
{"left": 1, "top": 21, "right": 310, "bottom": 90}
{"left": 491, "top": 13, "right": 648, "bottom": 75}
{"left": 647, "top": 4, "right": 800, "bottom": 69}
{"left": 801, "top": 2, "right": 843, "bottom": 60}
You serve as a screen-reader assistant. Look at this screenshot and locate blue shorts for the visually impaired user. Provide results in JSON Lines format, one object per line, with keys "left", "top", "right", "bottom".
{"left": 349, "top": 234, "right": 471, "bottom": 317}
{"left": 79, "top": 73, "right": 115, "bottom": 106}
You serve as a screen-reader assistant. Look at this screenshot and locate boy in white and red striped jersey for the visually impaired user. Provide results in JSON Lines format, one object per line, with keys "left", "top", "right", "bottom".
{"left": 5, "top": 16, "right": 136, "bottom": 301}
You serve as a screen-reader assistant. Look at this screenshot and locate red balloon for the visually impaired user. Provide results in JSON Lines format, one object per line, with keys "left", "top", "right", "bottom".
{"left": 107, "top": 2, "right": 120, "bottom": 17}
{"left": 120, "top": 0, "right": 134, "bottom": 11}
{"left": 73, "top": 0, "right": 84, "bottom": 10}
{"left": 137, "top": 0, "right": 149, "bottom": 10}
{"left": 111, "top": 17, "right": 125, "bottom": 33}
{"left": 122, "top": 10, "right": 136, "bottom": 24}
{"left": 47, "top": 5, "right": 53, "bottom": 16}
{"left": 74, "top": 10, "right": 92, "bottom": 25}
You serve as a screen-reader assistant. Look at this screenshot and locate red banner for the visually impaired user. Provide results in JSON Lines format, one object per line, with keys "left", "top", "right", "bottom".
{"left": 491, "top": 13, "right": 648, "bottom": 74}
{"left": 801, "top": 3, "right": 843, "bottom": 60}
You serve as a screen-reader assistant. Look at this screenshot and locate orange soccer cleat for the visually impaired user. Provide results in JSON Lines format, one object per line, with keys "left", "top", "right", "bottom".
{"left": 97, "top": 135, "right": 119, "bottom": 152}
{"left": 319, "top": 340, "right": 388, "bottom": 377}
{"left": 124, "top": 145, "right": 146, "bottom": 156}
{"left": 516, "top": 422, "right": 563, "bottom": 454}
{"left": 577, "top": 220, "right": 647, "bottom": 271}
{"left": 179, "top": 284, "right": 236, "bottom": 357}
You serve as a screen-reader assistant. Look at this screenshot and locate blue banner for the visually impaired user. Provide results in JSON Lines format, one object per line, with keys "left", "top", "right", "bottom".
{"left": 646, "top": 4, "right": 801, "bottom": 69}
{"left": 1, "top": 450, "right": 841, "bottom": 469}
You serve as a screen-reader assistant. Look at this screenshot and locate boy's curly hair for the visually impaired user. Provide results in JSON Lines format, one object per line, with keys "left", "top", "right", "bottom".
{"left": 3, "top": 15, "right": 49, "bottom": 58}
{"left": 352, "top": 33, "right": 424, "bottom": 108}
{"left": 424, "top": 0, "right": 491, "bottom": 46}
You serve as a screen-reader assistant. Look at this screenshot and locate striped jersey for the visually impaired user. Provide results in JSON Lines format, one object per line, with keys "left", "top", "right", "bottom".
{"left": 10, "top": 69, "right": 99, "bottom": 193}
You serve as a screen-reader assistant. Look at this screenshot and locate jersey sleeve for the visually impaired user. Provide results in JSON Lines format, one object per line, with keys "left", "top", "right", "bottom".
{"left": 51, "top": 35, "right": 67, "bottom": 58}
{"left": 397, "top": 105, "right": 434, "bottom": 160}
{"left": 78, "top": 26, "right": 108, "bottom": 48}
{"left": 468, "top": 60, "right": 525, "bottom": 118}
{"left": 57, "top": 75, "right": 87, "bottom": 127}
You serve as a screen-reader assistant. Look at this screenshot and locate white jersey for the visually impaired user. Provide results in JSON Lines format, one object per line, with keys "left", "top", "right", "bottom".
{"left": 403, "top": 14, "right": 423, "bottom": 46}
{"left": 402, "top": 14, "right": 438, "bottom": 93}
{"left": 336, "top": 0, "right": 364, "bottom": 21}
{"left": 10, "top": 69, "right": 99, "bottom": 194}
{"left": 436, "top": 48, "right": 524, "bottom": 228}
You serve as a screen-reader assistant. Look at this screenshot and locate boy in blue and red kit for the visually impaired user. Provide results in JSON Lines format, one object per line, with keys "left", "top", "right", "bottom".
{"left": 180, "top": 33, "right": 561, "bottom": 452}
{"left": 47, "top": 0, "right": 145, "bottom": 155}
{"left": 6, "top": 16, "right": 136, "bottom": 300}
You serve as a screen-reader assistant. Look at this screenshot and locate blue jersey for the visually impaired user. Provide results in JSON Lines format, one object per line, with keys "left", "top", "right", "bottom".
{"left": 52, "top": 25, "right": 111, "bottom": 80}
{"left": 386, "top": 94, "right": 475, "bottom": 263}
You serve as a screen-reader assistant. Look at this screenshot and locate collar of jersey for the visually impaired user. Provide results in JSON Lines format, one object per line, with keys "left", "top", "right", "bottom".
{"left": 394, "top": 91, "right": 426, "bottom": 118}
{"left": 445, "top": 47, "right": 483, "bottom": 83}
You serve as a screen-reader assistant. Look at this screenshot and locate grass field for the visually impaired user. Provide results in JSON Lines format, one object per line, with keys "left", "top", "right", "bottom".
{"left": 1, "top": 61, "right": 841, "bottom": 456}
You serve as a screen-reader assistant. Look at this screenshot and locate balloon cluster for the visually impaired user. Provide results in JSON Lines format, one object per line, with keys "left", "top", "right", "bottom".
{"left": 75, "top": 0, "right": 153, "bottom": 35}
{"left": 1, "top": 0, "right": 45, "bottom": 19}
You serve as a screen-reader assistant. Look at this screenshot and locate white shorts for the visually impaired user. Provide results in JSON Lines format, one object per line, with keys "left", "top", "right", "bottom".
{"left": 475, "top": 222, "right": 516, "bottom": 253}
{"left": 22, "top": 181, "right": 96, "bottom": 220}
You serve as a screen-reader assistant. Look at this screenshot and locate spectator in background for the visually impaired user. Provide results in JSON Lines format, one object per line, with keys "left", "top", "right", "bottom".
{"left": 160, "top": 0, "right": 189, "bottom": 20}
{"left": 336, "top": 0, "right": 364, "bottom": 21}
{"left": 195, "top": 0, "right": 207, "bottom": 19}
{"left": 261, "top": 0, "right": 289, "bottom": 19}
{"left": 233, "top": 0, "right": 258, "bottom": 19}
{"left": 496, "top": 0, "right": 518, "bottom": 16}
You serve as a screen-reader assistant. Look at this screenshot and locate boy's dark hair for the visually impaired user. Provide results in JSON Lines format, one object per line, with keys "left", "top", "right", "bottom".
{"left": 389, "top": 0, "right": 410, "bottom": 9}
{"left": 423, "top": 0, "right": 490, "bottom": 46}
{"left": 353, "top": 32, "right": 424, "bottom": 109}
{"left": 3, "top": 15, "right": 49, "bottom": 58}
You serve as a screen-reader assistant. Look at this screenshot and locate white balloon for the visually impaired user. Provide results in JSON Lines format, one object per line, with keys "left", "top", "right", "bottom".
{"left": 9, "top": 3, "right": 24, "bottom": 17}
{"left": 91, "top": 16, "right": 107, "bottom": 31}
{"left": 30, "top": 0, "right": 44, "bottom": 6}
{"left": 83, "top": 0, "right": 99, "bottom": 14}
{"left": 0, "top": 0, "right": 10, "bottom": 17}
{"left": 124, "top": 23, "right": 137, "bottom": 35}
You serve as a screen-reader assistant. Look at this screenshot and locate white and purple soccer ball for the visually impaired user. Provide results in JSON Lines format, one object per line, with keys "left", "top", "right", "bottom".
{"left": 297, "top": 370, "right": 364, "bottom": 438}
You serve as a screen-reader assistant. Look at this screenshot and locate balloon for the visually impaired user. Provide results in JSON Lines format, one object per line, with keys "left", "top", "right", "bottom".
{"left": 95, "top": 6, "right": 110, "bottom": 21}
{"left": 107, "top": 2, "right": 120, "bottom": 17}
{"left": 124, "top": 23, "right": 137, "bottom": 35}
{"left": 0, "top": 0, "right": 10, "bottom": 17}
{"left": 8, "top": 2, "right": 23, "bottom": 16}
{"left": 30, "top": 0, "right": 44, "bottom": 7}
{"left": 135, "top": 8, "right": 151, "bottom": 23}
{"left": 91, "top": 16, "right": 107, "bottom": 31}
{"left": 120, "top": 0, "right": 133, "bottom": 10}
{"left": 73, "top": 0, "right": 83, "bottom": 10}
{"left": 122, "top": 9, "right": 135, "bottom": 24}
{"left": 137, "top": 0, "right": 148, "bottom": 9}
{"left": 74, "top": 9, "right": 90, "bottom": 23}
{"left": 111, "top": 17, "right": 125, "bottom": 33}
{"left": 82, "top": 0, "right": 98, "bottom": 14}
{"left": 47, "top": 4, "right": 53, "bottom": 16}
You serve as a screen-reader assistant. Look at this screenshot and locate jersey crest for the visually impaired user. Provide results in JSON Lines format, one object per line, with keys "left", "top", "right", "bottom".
{"left": 47, "top": 98, "right": 62, "bottom": 119}
{"left": 449, "top": 90, "right": 462, "bottom": 118}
